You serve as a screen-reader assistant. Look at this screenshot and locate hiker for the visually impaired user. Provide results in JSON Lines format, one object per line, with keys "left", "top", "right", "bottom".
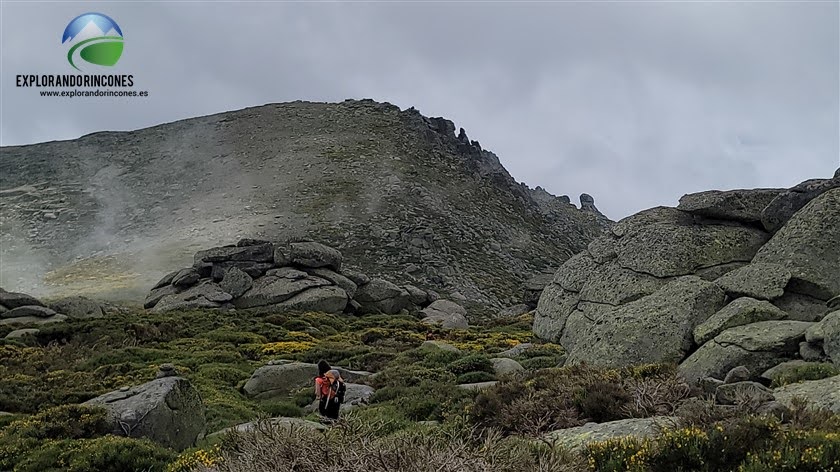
{"left": 314, "top": 360, "right": 346, "bottom": 421}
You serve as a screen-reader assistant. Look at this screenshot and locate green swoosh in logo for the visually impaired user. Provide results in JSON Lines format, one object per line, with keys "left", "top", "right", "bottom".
{"left": 67, "top": 36, "right": 123, "bottom": 71}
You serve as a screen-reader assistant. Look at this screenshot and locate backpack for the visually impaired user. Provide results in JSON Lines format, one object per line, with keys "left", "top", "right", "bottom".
{"left": 324, "top": 370, "right": 346, "bottom": 403}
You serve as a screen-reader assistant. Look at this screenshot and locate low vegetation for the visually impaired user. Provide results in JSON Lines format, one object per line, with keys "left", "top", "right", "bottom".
{"left": 1, "top": 307, "right": 838, "bottom": 471}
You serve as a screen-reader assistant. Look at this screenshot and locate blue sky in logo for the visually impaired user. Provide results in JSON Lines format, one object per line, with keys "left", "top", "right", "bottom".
{"left": 62, "top": 12, "right": 122, "bottom": 43}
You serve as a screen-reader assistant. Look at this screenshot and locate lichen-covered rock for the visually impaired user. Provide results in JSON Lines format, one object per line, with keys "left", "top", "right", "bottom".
{"left": 0, "top": 314, "right": 67, "bottom": 326}
{"left": 565, "top": 276, "right": 724, "bottom": 367}
{"left": 274, "top": 241, "right": 342, "bottom": 271}
{"left": 774, "top": 375, "right": 840, "bottom": 413}
{"left": 678, "top": 188, "right": 783, "bottom": 223}
{"left": 171, "top": 268, "right": 201, "bottom": 288}
{"left": 615, "top": 220, "right": 768, "bottom": 278}
{"left": 266, "top": 286, "right": 348, "bottom": 314}
{"left": 680, "top": 321, "right": 813, "bottom": 383}
{"left": 693, "top": 298, "right": 787, "bottom": 345}
{"left": 47, "top": 296, "right": 104, "bottom": 319}
{"left": 303, "top": 268, "right": 357, "bottom": 299}
{"left": 723, "top": 366, "right": 751, "bottom": 384}
{"left": 243, "top": 362, "right": 371, "bottom": 399}
{"left": 421, "top": 300, "right": 468, "bottom": 329}
{"left": 806, "top": 311, "right": 840, "bottom": 366}
{"left": 761, "top": 174, "right": 840, "bottom": 233}
{"left": 219, "top": 267, "right": 253, "bottom": 298}
{"left": 84, "top": 377, "right": 205, "bottom": 451}
{"left": 195, "top": 242, "right": 274, "bottom": 265}
{"left": 403, "top": 284, "right": 429, "bottom": 306}
{"left": 490, "top": 358, "right": 524, "bottom": 376}
{"left": 354, "top": 278, "right": 411, "bottom": 314}
{"left": 151, "top": 281, "right": 232, "bottom": 313}
{"left": 715, "top": 381, "right": 774, "bottom": 405}
{"left": 760, "top": 360, "right": 832, "bottom": 384}
{"left": 421, "top": 340, "right": 461, "bottom": 353}
{"left": 753, "top": 188, "right": 840, "bottom": 300}
{"left": 713, "top": 263, "right": 791, "bottom": 301}
{"left": 544, "top": 417, "right": 679, "bottom": 451}
{"left": 1, "top": 305, "right": 57, "bottom": 319}
{"left": 772, "top": 292, "right": 828, "bottom": 322}
{"left": 0, "top": 291, "right": 44, "bottom": 309}
{"left": 4, "top": 328, "right": 40, "bottom": 339}
{"left": 233, "top": 275, "right": 329, "bottom": 309}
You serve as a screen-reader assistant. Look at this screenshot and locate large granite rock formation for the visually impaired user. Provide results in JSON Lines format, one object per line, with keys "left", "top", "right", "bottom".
{"left": 534, "top": 170, "right": 839, "bottom": 386}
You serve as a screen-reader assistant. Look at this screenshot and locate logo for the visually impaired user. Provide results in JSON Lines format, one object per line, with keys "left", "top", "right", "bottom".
{"left": 61, "top": 13, "right": 123, "bottom": 71}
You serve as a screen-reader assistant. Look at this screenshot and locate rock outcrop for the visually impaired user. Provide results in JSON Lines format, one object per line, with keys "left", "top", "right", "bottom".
{"left": 84, "top": 377, "right": 205, "bottom": 451}
{"left": 774, "top": 375, "right": 840, "bottom": 413}
{"left": 544, "top": 417, "right": 679, "bottom": 451}
{"left": 145, "top": 240, "right": 441, "bottom": 316}
{"left": 0, "top": 288, "right": 73, "bottom": 326}
{"left": 535, "top": 170, "right": 839, "bottom": 388}
{"left": 242, "top": 362, "right": 372, "bottom": 399}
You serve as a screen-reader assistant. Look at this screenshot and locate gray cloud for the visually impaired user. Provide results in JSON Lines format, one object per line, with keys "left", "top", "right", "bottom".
{"left": 2, "top": 1, "right": 837, "bottom": 219}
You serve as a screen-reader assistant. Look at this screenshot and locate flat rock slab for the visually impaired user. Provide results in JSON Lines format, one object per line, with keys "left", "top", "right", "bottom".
{"left": 774, "top": 375, "right": 840, "bottom": 413}
{"left": 680, "top": 320, "right": 813, "bottom": 383}
{"left": 47, "top": 296, "right": 104, "bottom": 319}
{"left": 274, "top": 241, "right": 342, "bottom": 271}
{"left": 207, "top": 417, "right": 326, "bottom": 441}
{"left": 545, "top": 417, "right": 680, "bottom": 451}
{"left": 0, "top": 291, "right": 44, "bottom": 309}
{"left": 693, "top": 297, "right": 787, "bottom": 345}
{"left": 4, "top": 328, "right": 40, "bottom": 339}
{"left": 1, "top": 305, "right": 58, "bottom": 319}
{"left": 0, "top": 314, "right": 67, "bottom": 326}
{"left": 233, "top": 275, "right": 329, "bottom": 309}
{"left": 713, "top": 263, "right": 791, "bottom": 301}
{"left": 243, "top": 362, "right": 372, "bottom": 399}
{"left": 457, "top": 381, "right": 498, "bottom": 391}
{"left": 678, "top": 188, "right": 783, "bottom": 223}
{"left": 194, "top": 243, "right": 274, "bottom": 264}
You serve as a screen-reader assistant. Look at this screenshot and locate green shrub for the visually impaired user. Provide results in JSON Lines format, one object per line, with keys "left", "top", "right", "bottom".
{"left": 12, "top": 436, "right": 175, "bottom": 472}
{"left": 516, "top": 343, "right": 564, "bottom": 359}
{"left": 259, "top": 401, "right": 303, "bottom": 418}
{"left": 3, "top": 404, "right": 110, "bottom": 440}
{"left": 520, "top": 356, "right": 559, "bottom": 370}
{"left": 446, "top": 355, "right": 493, "bottom": 375}
{"left": 456, "top": 372, "right": 496, "bottom": 384}
{"left": 574, "top": 381, "right": 631, "bottom": 423}
{"left": 370, "top": 365, "right": 456, "bottom": 389}
{"left": 770, "top": 363, "right": 840, "bottom": 387}
{"left": 202, "top": 328, "right": 266, "bottom": 344}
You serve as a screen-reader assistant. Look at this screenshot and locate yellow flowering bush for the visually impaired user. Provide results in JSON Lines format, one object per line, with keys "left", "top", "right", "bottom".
{"left": 167, "top": 444, "right": 222, "bottom": 472}
{"left": 260, "top": 341, "right": 317, "bottom": 355}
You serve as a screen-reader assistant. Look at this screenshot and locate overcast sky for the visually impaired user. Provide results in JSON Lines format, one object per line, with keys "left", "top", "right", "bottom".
{"left": 2, "top": 1, "right": 838, "bottom": 219}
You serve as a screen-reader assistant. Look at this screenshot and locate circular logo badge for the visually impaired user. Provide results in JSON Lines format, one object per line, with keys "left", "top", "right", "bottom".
{"left": 62, "top": 13, "right": 124, "bottom": 71}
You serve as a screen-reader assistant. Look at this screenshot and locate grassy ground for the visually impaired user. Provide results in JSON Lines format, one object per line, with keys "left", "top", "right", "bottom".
{"left": 1, "top": 307, "right": 838, "bottom": 471}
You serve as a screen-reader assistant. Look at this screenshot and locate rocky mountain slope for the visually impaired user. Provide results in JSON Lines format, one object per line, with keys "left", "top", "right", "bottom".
{"left": 0, "top": 99, "right": 609, "bottom": 305}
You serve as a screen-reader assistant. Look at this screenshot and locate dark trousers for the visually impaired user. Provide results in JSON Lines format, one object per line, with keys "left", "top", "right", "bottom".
{"left": 319, "top": 396, "right": 341, "bottom": 419}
